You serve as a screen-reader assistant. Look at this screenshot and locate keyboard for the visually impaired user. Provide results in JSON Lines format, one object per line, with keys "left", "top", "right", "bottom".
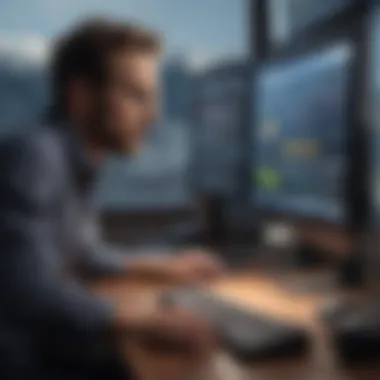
{"left": 161, "top": 287, "right": 308, "bottom": 361}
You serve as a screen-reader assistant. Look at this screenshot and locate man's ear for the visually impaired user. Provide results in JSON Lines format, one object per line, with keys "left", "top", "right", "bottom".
{"left": 66, "top": 79, "right": 92, "bottom": 119}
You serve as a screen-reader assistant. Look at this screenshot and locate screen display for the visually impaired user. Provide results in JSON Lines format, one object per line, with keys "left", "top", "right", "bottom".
{"left": 193, "top": 69, "right": 246, "bottom": 195}
{"left": 252, "top": 43, "right": 354, "bottom": 223}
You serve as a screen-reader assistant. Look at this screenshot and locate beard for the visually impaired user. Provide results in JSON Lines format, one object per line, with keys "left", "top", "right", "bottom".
{"left": 86, "top": 94, "right": 150, "bottom": 156}
{"left": 88, "top": 102, "right": 135, "bottom": 156}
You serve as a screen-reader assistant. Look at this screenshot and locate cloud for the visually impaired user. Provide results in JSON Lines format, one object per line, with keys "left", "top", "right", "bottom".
{"left": 186, "top": 51, "right": 216, "bottom": 72}
{"left": 186, "top": 51, "right": 245, "bottom": 73}
{"left": 0, "top": 34, "right": 50, "bottom": 67}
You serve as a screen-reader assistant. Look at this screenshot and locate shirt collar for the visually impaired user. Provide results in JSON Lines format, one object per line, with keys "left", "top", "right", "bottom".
{"left": 49, "top": 120, "right": 99, "bottom": 194}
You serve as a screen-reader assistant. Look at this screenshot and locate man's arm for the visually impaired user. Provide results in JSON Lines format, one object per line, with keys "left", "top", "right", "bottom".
{"left": 0, "top": 134, "right": 116, "bottom": 358}
{"left": 0, "top": 131, "right": 219, "bottom": 369}
{"left": 76, "top": 213, "right": 225, "bottom": 282}
{"left": 77, "top": 218, "right": 129, "bottom": 278}
{"left": 76, "top": 215, "right": 174, "bottom": 278}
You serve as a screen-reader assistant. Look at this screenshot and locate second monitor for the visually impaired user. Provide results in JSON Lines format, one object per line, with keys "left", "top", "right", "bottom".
{"left": 251, "top": 40, "right": 364, "bottom": 287}
{"left": 190, "top": 62, "right": 249, "bottom": 246}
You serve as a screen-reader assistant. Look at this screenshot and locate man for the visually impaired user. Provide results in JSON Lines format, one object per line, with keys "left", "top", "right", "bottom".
{"left": 0, "top": 19, "right": 221, "bottom": 379}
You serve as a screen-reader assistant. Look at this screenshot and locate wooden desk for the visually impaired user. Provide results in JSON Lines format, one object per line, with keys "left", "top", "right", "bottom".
{"left": 93, "top": 274, "right": 380, "bottom": 380}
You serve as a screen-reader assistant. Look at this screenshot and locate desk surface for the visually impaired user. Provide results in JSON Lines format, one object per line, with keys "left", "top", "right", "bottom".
{"left": 93, "top": 273, "right": 380, "bottom": 380}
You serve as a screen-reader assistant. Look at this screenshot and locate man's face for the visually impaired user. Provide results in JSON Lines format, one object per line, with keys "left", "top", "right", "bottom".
{"left": 98, "top": 50, "right": 159, "bottom": 155}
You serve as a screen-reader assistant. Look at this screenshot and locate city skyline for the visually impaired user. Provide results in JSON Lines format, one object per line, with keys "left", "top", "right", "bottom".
{"left": 0, "top": 0, "right": 247, "bottom": 68}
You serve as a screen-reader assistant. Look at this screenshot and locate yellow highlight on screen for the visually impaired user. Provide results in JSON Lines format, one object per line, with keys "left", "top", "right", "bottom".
{"left": 257, "top": 167, "right": 280, "bottom": 190}
{"left": 283, "top": 140, "right": 319, "bottom": 158}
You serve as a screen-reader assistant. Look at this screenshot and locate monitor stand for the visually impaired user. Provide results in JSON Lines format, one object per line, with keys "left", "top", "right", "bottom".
{"left": 257, "top": 220, "right": 300, "bottom": 273}
{"left": 257, "top": 221, "right": 341, "bottom": 294}
{"left": 203, "top": 196, "right": 229, "bottom": 248}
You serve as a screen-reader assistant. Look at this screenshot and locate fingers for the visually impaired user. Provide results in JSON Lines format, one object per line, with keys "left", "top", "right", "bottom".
{"left": 191, "top": 254, "right": 226, "bottom": 279}
{"left": 170, "top": 309, "right": 218, "bottom": 353}
{"left": 138, "top": 308, "right": 217, "bottom": 357}
{"left": 179, "top": 249, "right": 226, "bottom": 275}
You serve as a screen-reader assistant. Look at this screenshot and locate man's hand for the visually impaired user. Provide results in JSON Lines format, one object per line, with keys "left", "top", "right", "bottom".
{"left": 180, "top": 249, "right": 226, "bottom": 278}
{"left": 135, "top": 308, "right": 217, "bottom": 355}
{"left": 164, "top": 249, "right": 225, "bottom": 283}
{"left": 127, "top": 249, "right": 225, "bottom": 284}
{"left": 115, "top": 302, "right": 217, "bottom": 357}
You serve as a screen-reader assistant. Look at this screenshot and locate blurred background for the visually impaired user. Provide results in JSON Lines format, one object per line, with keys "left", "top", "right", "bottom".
{"left": 0, "top": 0, "right": 377, "bottom": 249}
{"left": 0, "top": 0, "right": 246, "bottom": 208}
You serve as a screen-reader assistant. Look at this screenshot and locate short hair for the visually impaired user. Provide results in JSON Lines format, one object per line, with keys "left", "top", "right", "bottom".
{"left": 50, "top": 17, "right": 161, "bottom": 118}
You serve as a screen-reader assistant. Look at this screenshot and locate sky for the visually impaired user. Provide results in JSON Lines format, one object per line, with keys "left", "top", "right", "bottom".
{"left": 0, "top": 0, "right": 248, "bottom": 66}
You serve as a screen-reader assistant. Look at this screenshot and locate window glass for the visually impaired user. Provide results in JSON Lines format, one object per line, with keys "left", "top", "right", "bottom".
{"left": 0, "top": 0, "right": 248, "bottom": 209}
{"left": 268, "top": 0, "right": 354, "bottom": 46}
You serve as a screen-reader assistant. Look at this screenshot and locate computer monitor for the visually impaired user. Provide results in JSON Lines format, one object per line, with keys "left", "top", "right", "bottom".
{"left": 188, "top": 62, "right": 249, "bottom": 245}
{"left": 191, "top": 62, "right": 248, "bottom": 198}
{"left": 252, "top": 42, "right": 355, "bottom": 226}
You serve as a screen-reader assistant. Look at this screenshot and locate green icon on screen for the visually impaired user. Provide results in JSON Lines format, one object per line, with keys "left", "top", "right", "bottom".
{"left": 256, "top": 167, "right": 280, "bottom": 190}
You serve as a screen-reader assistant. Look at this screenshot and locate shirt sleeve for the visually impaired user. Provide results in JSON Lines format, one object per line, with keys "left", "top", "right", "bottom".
{"left": 76, "top": 214, "right": 175, "bottom": 279}
{"left": 74, "top": 213, "right": 127, "bottom": 278}
{"left": 0, "top": 134, "right": 115, "bottom": 357}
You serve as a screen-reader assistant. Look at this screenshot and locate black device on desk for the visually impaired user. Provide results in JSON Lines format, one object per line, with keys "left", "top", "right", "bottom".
{"left": 322, "top": 5, "right": 380, "bottom": 362}
{"left": 161, "top": 287, "right": 308, "bottom": 361}
{"left": 323, "top": 300, "right": 380, "bottom": 362}
{"left": 250, "top": 37, "right": 365, "bottom": 291}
